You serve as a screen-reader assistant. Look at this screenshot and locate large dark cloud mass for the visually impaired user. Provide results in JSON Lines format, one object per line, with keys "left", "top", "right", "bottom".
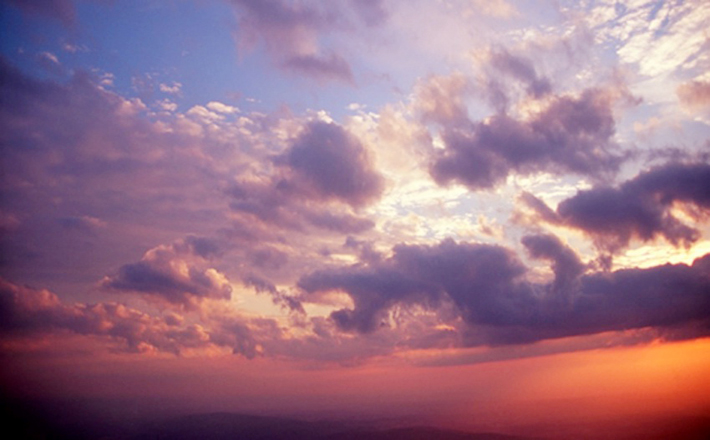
{"left": 430, "top": 87, "right": 622, "bottom": 190}
{"left": 524, "top": 162, "right": 710, "bottom": 250}
{"left": 300, "top": 237, "right": 710, "bottom": 345}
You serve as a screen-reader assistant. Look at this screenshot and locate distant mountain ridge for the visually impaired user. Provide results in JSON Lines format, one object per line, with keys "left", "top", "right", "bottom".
{"left": 132, "top": 412, "right": 535, "bottom": 440}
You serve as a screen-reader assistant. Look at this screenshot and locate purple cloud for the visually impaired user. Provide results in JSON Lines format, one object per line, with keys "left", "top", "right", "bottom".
{"left": 523, "top": 162, "right": 710, "bottom": 250}
{"left": 230, "top": 0, "right": 363, "bottom": 83}
{"left": 430, "top": 87, "right": 623, "bottom": 190}
{"left": 101, "top": 238, "right": 232, "bottom": 308}
{"left": 488, "top": 48, "right": 552, "bottom": 100}
{"left": 281, "top": 52, "right": 354, "bottom": 84}
{"left": 299, "top": 237, "right": 710, "bottom": 345}
{"left": 282, "top": 121, "right": 385, "bottom": 207}
{"left": 677, "top": 79, "right": 710, "bottom": 110}
{"left": 0, "top": 277, "right": 269, "bottom": 357}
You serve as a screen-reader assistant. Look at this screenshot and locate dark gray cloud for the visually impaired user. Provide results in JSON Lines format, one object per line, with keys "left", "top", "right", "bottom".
{"left": 299, "top": 237, "right": 710, "bottom": 345}
{"left": 430, "top": 87, "right": 622, "bottom": 190}
{"left": 524, "top": 162, "right": 710, "bottom": 250}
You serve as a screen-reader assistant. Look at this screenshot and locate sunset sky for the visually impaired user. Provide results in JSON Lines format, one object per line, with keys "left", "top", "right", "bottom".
{"left": 1, "top": 0, "right": 710, "bottom": 438}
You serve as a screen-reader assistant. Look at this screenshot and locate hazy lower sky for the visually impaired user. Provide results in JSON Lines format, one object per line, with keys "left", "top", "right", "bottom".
{"left": 1, "top": 0, "right": 710, "bottom": 437}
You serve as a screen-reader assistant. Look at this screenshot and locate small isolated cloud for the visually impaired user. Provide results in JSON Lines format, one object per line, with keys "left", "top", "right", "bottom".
{"left": 159, "top": 81, "right": 183, "bottom": 95}
{"left": 281, "top": 52, "right": 354, "bottom": 85}
{"left": 206, "top": 101, "right": 240, "bottom": 114}
{"left": 522, "top": 162, "right": 710, "bottom": 251}
{"left": 36, "top": 51, "right": 63, "bottom": 76}
{"left": 102, "top": 237, "right": 231, "bottom": 309}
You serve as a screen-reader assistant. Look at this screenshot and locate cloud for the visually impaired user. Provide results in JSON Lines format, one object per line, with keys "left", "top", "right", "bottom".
{"left": 521, "top": 233, "right": 586, "bottom": 297}
{"left": 281, "top": 120, "right": 385, "bottom": 207}
{"left": 281, "top": 52, "right": 354, "bottom": 84}
{"left": 413, "top": 73, "right": 471, "bottom": 126}
{"left": 523, "top": 162, "right": 710, "bottom": 251}
{"left": 298, "top": 237, "right": 710, "bottom": 345}
{"left": 429, "top": 87, "right": 623, "bottom": 190}
{"left": 231, "top": 0, "right": 360, "bottom": 83}
{"left": 677, "top": 79, "right": 710, "bottom": 111}
{"left": 488, "top": 48, "right": 552, "bottom": 99}
{"left": 350, "top": 0, "right": 389, "bottom": 27}
{"left": 0, "top": 278, "right": 259, "bottom": 356}
{"left": 36, "top": 51, "right": 65, "bottom": 76}
{"left": 101, "top": 237, "right": 232, "bottom": 309}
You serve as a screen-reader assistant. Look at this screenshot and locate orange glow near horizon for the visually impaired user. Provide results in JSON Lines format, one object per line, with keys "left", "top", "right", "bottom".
{"left": 4, "top": 334, "right": 709, "bottom": 435}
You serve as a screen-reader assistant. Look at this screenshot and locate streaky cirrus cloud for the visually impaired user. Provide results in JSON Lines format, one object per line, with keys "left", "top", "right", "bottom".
{"left": 521, "top": 162, "right": 710, "bottom": 251}
{"left": 299, "top": 237, "right": 710, "bottom": 346}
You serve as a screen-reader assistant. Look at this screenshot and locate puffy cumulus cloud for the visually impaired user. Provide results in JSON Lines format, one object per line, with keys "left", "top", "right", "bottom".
{"left": 282, "top": 120, "right": 385, "bottom": 207}
{"left": 230, "top": 0, "right": 387, "bottom": 83}
{"left": 225, "top": 120, "right": 382, "bottom": 250}
{"left": 429, "top": 87, "right": 623, "bottom": 190}
{"left": 522, "top": 162, "right": 710, "bottom": 251}
{"left": 299, "top": 239, "right": 531, "bottom": 335}
{"left": 298, "top": 237, "right": 710, "bottom": 346}
{"left": 0, "top": 278, "right": 262, "bottom": 357}
{"left": 101, "top": 237, "right": 232, "bottom": 309}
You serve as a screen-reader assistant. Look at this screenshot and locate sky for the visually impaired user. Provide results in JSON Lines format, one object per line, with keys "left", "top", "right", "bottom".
{"left": 1, "top": 0, "right": 710, "bottom": 437}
